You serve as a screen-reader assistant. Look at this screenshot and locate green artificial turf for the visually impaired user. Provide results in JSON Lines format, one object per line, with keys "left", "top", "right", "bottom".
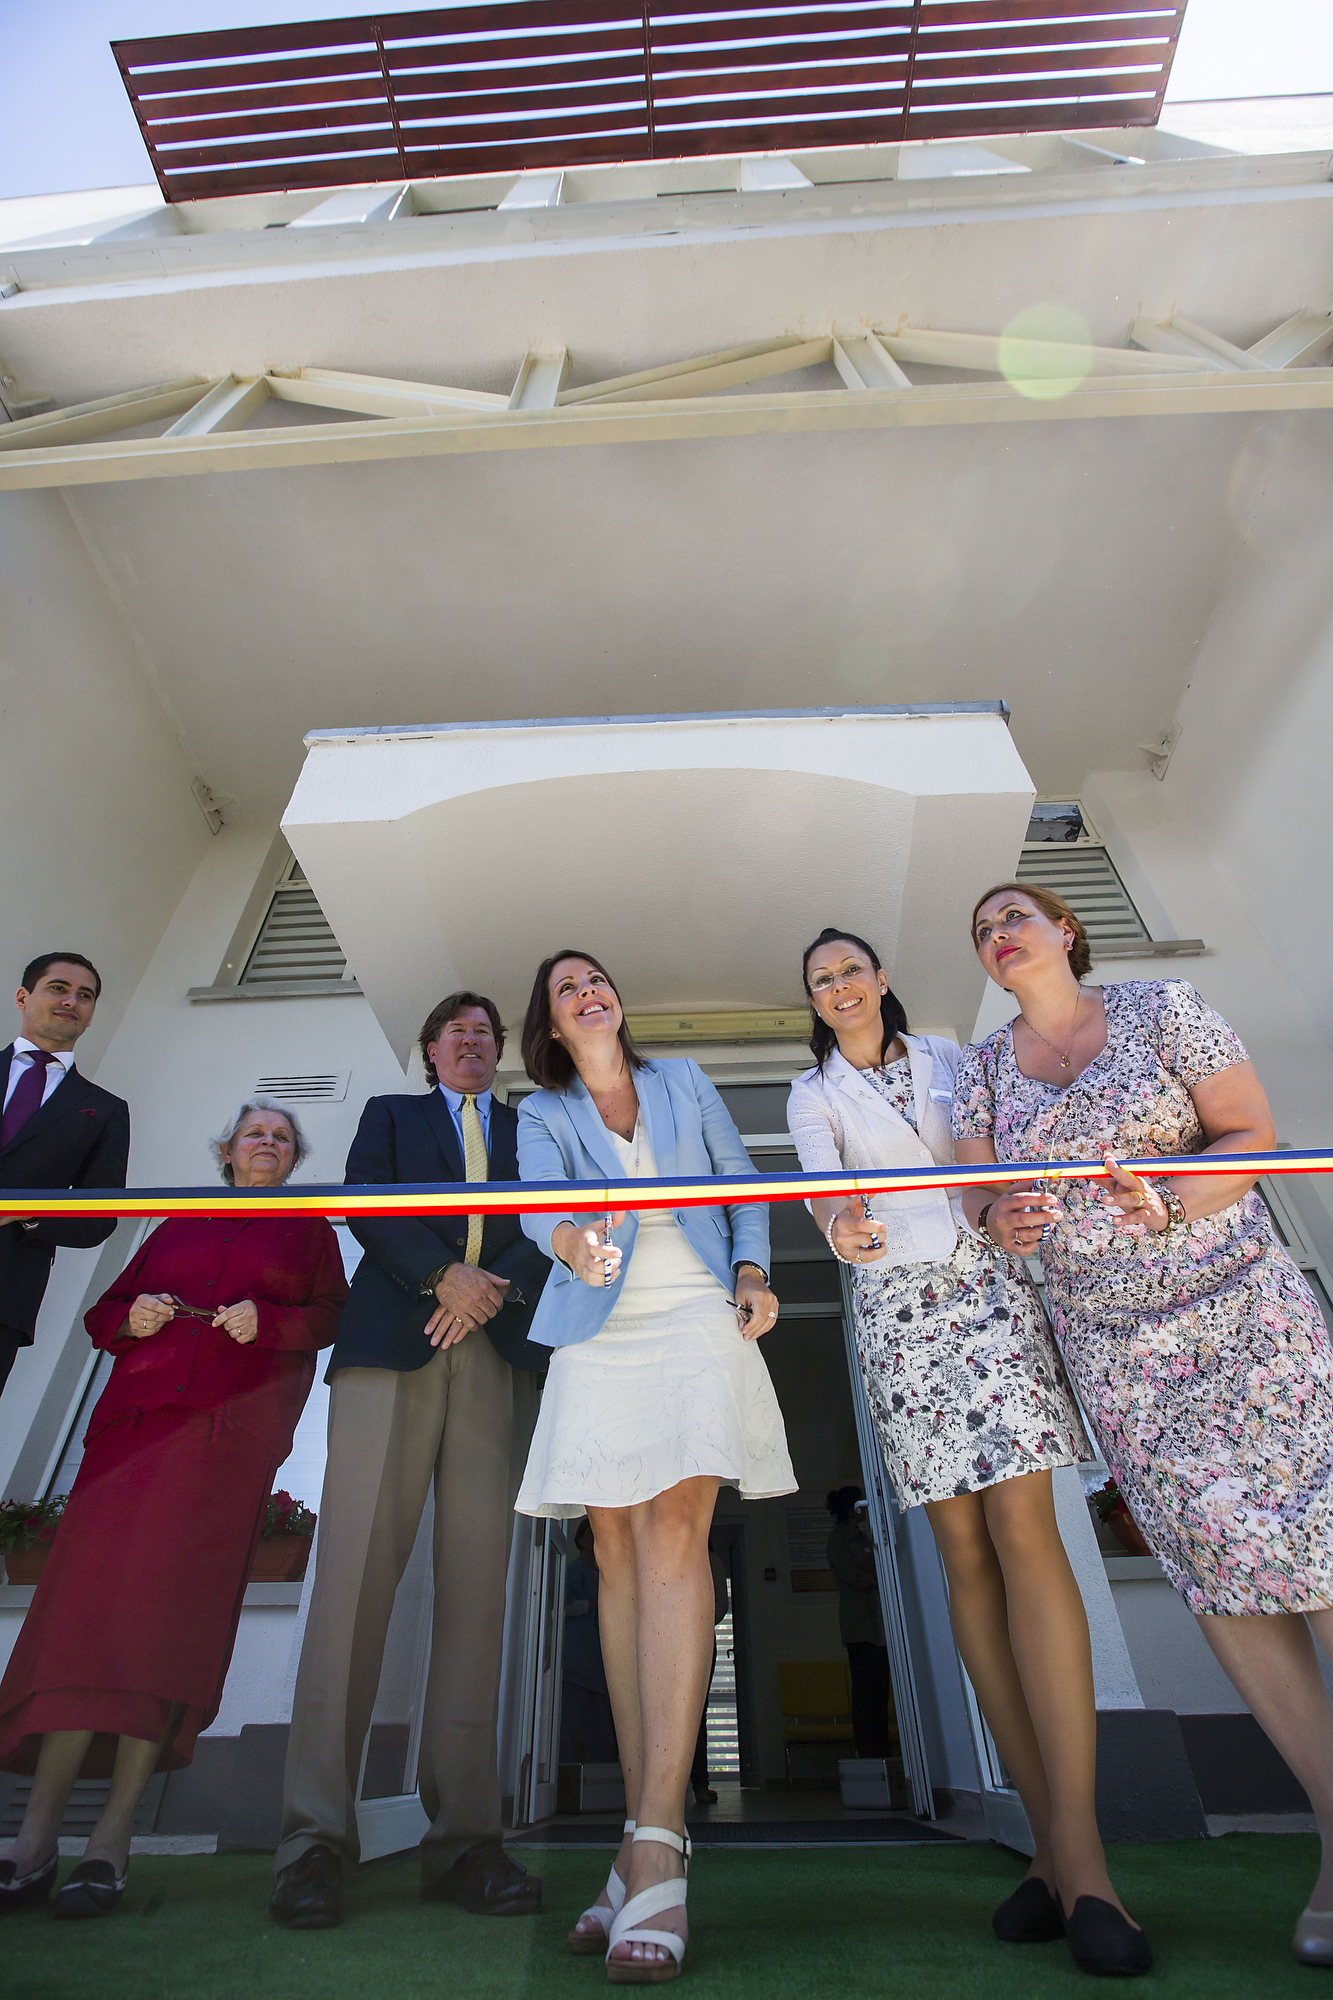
{"left": 2, "top": 1836, "right": 1322, "bottom": 2000}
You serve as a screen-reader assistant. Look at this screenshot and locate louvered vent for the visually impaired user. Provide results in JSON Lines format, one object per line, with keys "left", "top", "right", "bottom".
{"left": 240, "top": 868, "right": 351, "bottom": 987}
{"left": 253, "top": 1072, "right": 350, "bottom": 1103}
{"left": 1016, "top": 845, "right": 1150, "bottom": 958}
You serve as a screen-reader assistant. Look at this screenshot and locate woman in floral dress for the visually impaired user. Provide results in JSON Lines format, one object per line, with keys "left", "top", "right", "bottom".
{"left": 956, "top": 881, "right": 1333, "bottom": 1968}
{"left": 788, "top": 930, "right": 1148, "bottom": 1979}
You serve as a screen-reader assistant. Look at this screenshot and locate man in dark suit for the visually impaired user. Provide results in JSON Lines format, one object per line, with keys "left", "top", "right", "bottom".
{"left": 272, "top": 991, "right": 550, "bottom": 1930}
{"left": 1, "top": 953, "right": 130, "bottom": 1397}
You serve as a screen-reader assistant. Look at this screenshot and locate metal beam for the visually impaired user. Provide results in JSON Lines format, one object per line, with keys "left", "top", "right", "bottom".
{"left": 508, "top": 350, "right": 571, "bottom": 411}
{"left": 833, "top": 333, "right": 911, "bottom": 391}
{"left": 558, "top": 336, "right": 831, "bottom": 406}
{"left": 0, "top": 377, "right": 208, "bottom": 450}
{"left": 162, "top": 375, "right": 271, "bottom": 437}
{"left": 1127, "top": 314, "right": 1265, "bottom": 371}
{"left": 266, "top": 367, "right": 507, "bottom": 418}
{"left": 3, "top": 368, "right": 1331, "bottom": 493}
{"left": 879, "top": 326, "right": 1201, "bottom": 377}
{"left": 1248, "top": 309, "right": 1333, "bottom": 369}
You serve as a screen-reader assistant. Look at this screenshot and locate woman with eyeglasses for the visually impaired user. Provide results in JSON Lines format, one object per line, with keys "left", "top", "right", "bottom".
{"left": 0, "top": 1099, "right": 345, "bottom": 1921}
{"left": 957, "top": 882, "right": 1333, "bottom": 1972}
{"left": 788, "top": 930, "right": 1148, "bottom": 1979}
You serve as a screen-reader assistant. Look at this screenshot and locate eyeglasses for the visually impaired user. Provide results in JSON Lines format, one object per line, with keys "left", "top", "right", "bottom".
{"left": 808, "top": 962, "right": 871, "bottom": 995}
{"left": 169, "top": 1296, "right": 217, "bottom": 1321}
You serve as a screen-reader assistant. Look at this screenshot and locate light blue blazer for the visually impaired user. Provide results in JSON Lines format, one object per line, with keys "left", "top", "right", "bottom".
{"left": 518, "top": 1057, "right": 770, "bottom": 1350}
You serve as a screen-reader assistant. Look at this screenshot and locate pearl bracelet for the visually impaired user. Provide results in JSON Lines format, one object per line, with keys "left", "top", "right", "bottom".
{"left": 824, "top": 1219, "right": 861, "bottom": 1267}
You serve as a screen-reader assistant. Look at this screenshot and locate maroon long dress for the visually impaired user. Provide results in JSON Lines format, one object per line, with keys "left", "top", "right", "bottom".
{"left": 0, "top": 1215, "right": 345, "bottom": 1776}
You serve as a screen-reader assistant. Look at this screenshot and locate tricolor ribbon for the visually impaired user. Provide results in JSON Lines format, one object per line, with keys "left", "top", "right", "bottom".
{"left": 1, "top": 1149, "right": 1329, "bottom": 1222}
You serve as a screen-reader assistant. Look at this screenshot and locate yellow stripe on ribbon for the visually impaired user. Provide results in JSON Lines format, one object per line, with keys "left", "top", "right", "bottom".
{"left": 1, "top": 1149, "right": 1330, "bottom": 1222}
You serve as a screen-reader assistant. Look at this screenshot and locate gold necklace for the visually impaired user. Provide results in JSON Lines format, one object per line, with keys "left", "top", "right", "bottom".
{"left": 1019, "top": 991, "right": 1082, "bottom": 1071}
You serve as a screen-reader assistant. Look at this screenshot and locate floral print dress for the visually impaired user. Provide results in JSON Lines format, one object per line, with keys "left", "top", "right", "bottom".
{"left": 952, "top": 980, "right": 1333, "bottom": 1616}
{"left": 850, "top": 1059, "right": 1091, "bottom": 1510}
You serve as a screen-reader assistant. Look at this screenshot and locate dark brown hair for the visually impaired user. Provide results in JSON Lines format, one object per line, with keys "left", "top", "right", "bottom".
{"left": 800, "top": 928, "right": 909, "bottom": 1069}
{"left": 970, "top": 882, "right": 1092, "bottom": 981}
{"left": 418, "top": 990, "right": 505, "bottom": 1084}
{"left": 520, "top": 949, "right": 645, "bottom": 1091}
{"left": 21, "top": 952, "right": 102, "bottom": 999}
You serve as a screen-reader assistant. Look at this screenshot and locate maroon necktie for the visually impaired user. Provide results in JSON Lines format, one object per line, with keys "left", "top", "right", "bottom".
{"left": 1, "top": 1049, "right": 58, "bottom": 1150}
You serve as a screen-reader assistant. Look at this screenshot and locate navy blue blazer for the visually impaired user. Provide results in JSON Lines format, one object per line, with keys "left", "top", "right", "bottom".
{"left": 518, "top": 1057, "right": 769, "bottom": 1350}
{"left": 328, "top": 1090, "right": 552, "bottom": 1377}
{"left": 0, "top": 1047, "right": 130, "bottom": 1343}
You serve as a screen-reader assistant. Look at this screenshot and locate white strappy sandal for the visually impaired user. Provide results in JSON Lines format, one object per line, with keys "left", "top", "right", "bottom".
{"left": 569, "top": 1820, "right": 637, "bottom": 1955}
{"left": 605, "top": 1825, "right": 690, "bottom": 1985}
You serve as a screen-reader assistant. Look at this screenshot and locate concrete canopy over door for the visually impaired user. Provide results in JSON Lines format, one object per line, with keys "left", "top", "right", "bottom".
{"left": 281, "top": 707, "right": 1033, "bottom": 1061}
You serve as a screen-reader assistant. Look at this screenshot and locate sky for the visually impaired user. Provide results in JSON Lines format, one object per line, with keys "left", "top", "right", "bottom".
{"left": 1, "top": 0, "right": 1331, "bottom": 202}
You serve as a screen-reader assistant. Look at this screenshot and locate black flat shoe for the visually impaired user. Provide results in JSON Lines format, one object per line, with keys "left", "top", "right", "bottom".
{"left": 0, "top": 1852, "right": 58, "bottom": 1913}
{"left": 1061, "top": 1895, "right": 1152, "bottom": 1977}
{"left": 270, "top": 1843, "right": 343, "bottom": 1930}
{"left": 53, "top": 1859, "right": 127, "bottom": 1921}
{"left": 993, "top": 1876, "right": 1065, "bottom": 1944}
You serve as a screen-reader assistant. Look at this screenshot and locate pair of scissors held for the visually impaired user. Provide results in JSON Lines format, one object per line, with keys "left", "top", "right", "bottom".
{"left": 859, "top": 1192, "right": 881, "bottom": 1251}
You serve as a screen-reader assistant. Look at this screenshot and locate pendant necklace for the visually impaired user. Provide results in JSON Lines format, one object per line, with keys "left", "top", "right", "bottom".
{"left": 1021, "top": 991, "right": 1082, "bottom": 1071}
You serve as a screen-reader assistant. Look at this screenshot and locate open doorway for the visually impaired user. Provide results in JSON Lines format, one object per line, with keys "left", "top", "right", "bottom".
{"left": 506, "top": 1072, "right": 994, "bottom": 1850}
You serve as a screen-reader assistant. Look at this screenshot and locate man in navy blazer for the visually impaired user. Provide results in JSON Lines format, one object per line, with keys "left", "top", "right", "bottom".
{"left": 0, "top": 953, "right": 130, "bottom": 1397}
{"left": 273, "top": 991, "right": 549, "bottom": 1932}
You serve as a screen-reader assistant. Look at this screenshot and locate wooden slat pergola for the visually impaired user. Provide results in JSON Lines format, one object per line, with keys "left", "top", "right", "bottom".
{"left": 113, "top": 0, "right": 1189, "bottom": 202}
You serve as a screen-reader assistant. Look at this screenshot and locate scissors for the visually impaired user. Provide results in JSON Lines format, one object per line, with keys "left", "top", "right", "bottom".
{"left": 859, "top": 1192, "right": 881, "bottom": 1251}
{"left": 602, "top": 1210, "right": 616, "bottom": 1286}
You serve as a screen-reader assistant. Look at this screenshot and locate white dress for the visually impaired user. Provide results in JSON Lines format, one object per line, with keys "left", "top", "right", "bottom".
{"left": 515, "top": 1120, "right": 796, "bottom": 1519}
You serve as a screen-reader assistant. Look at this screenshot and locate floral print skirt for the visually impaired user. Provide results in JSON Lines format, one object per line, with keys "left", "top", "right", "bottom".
{"left": 852, "top": 1230, "right": 1092, "bottom": 1510}
{"left": 1047, "top": 1205, "right": 1333, "bottom": 1616}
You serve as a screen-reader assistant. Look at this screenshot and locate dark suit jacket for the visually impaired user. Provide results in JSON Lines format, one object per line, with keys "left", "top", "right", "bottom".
{"left": 0, "top": 1046, "right": 131, "bottom": 1343}
{"left": 329, "top": 1091, "right": 551, "bottom": 1377}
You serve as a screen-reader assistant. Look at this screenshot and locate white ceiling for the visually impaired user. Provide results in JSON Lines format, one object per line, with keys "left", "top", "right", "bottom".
{"left": 9, "top": 169, "right": 1333, "bottom": 824}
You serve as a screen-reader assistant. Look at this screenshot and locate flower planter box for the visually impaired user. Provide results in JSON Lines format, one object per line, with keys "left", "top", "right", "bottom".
{"left": 249, "top": 1534, "right": 312, "bottom": 1583}
{"left": 4, "top": 1545, "right": 51, "bottom": 1585}
{"left": 1106, "top": 1505, "right": 1150, "bottom": 1558}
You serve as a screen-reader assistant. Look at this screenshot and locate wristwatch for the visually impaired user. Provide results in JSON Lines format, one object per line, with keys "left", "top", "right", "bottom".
{"left": 734, "top": 1260, "right": 769, "bottom": 1286}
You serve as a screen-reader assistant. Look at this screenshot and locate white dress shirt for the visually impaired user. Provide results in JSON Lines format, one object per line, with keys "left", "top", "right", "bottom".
{"left": 3, "top": 1038, "right": 75, "bottom": 1114}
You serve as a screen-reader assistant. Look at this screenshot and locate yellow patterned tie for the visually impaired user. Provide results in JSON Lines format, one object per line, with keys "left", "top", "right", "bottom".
{"left": 461, "top": 1094, "right": 487, "bottom": 1267}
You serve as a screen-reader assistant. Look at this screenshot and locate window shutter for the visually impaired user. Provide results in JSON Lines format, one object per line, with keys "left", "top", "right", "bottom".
{"left": 240, "top": 867, "right": 351, "bottom": 987}
{"left": 1016, "top": 845, "right": 1150, "bottom": 958}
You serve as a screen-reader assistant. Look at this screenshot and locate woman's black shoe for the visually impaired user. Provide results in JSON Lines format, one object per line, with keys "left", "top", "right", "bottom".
{"left": 1061, "top": 1895, "right": 1152, "bottom": 1977}
{"left": 0, "top": 1852, "right": 58, "bottom": 1913}
{"left": 993, "top": 1876, "right": 1065, "bottom": 1943}
{"left": 53, "top": 1859, "right": 127, "bottom": 1921}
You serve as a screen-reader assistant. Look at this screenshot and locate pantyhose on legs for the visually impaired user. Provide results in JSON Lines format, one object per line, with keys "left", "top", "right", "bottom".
{"left": 9, "top": 1707, "right": 183, "bottom": 1878}
{"left": 1198, "top": 1608, "right": 1333, "bottom": 1912}
{"left": 926, "top": 1471, "right": 1137, "bottom": 1923}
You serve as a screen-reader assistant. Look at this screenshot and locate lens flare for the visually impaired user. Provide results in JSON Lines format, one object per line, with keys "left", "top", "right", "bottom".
{"left": 998, "top": 304, "right": 1094, "bottom": 401}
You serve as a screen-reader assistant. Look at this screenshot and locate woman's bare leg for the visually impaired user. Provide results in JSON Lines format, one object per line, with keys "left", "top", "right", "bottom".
{"left": 982, "top": 1474, "right": 1131, "bottom": 1919}
{"left": 1199, "top": 1608, "right": 1333, "bottom": 1911}
{"left": 571, "top": 1506, "right": 641, "bottom": 1943}
{"left": 612, "top": 1476, "right": 719, "bottom": 1970}
{"left": 926, "top": 1492, "right": 1056, "bottom": 1887}
{"left": 8, "top": 1730, "right": 93, "bottom": 1874}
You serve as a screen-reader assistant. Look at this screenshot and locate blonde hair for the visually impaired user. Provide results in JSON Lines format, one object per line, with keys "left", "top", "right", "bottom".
{"left": 211, "top": 1097, "right": 309, "bottom": 1184}
{"left": 970, "top": 881, "right": 1091, "bottom": 981}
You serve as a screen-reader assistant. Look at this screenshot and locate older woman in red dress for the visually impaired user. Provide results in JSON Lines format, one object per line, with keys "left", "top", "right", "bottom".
{"left": 0, "top": 1099, "right": 345, "bottom": 1920}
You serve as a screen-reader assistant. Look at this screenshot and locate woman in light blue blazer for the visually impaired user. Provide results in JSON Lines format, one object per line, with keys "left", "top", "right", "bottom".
{"left": 515, "top": 950, "right": 794, "bottom": 1983}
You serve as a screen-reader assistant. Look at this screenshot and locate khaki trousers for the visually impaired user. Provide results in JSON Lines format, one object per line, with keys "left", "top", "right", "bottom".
{"left": 276, "top": 1332, "right": 515, "bottom": 1882}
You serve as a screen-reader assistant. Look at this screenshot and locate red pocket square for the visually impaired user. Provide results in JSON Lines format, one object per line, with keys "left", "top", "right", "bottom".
{"left": 79, "top": 1108, "right": 97, "bottom": 1117}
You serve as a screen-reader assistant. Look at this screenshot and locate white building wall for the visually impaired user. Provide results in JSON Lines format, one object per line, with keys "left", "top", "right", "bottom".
{"left": 0, "top": 489, "right": 211, "bottom": 1074}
